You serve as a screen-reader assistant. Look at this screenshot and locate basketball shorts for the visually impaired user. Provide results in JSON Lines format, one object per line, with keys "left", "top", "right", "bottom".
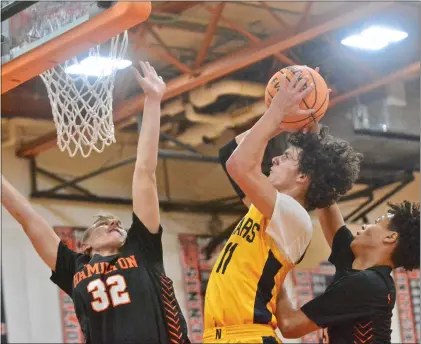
{"left": 202, "top": 324, "right": 281, "bottom": 344}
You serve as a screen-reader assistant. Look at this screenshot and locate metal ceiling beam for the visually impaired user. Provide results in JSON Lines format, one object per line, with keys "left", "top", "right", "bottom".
{"left": 147, "top": 25, "right": 193, "bottom": 74}
{"left": 260, "top": 1, "right": 289, "bottom": 29}
{"left": 16, "top": 60, "right": 416, "bottom": 159}
{"left": 152, "top": 2, "right": 201, "bottom": 14}
{"left": 15, "top": 2, "right": 393, "bottom": 157}
{"left": 203, "top": 5, "right": 296, "bottom": 65}
{"left": 195, "top": 3, "right": 225, "bottom": 69}
{"left": 329, "top": 62, "right": 420, "bottom": 107}
{"left": 113, "top": 2, "right": 392, "bottom": 124}
{"left": 294, "top": 1, "right": 313, "bottom": 30}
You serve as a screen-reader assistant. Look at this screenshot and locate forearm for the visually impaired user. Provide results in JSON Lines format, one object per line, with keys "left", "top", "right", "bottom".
{"left": 277, "top": 285, "right": 320, "bottom": 338}
{"left": 228, "top": 110, "right": 280, "bottom": 173}
{"left": 135, "top": 97, "right": 161, "bottom": 172}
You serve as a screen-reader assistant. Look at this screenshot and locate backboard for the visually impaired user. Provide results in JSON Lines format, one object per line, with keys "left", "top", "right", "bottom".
{"left": 1, "top": 1, "right": 151, "bottom": 94}
{"left": 1, "top": 1, "right": 98, "bottom": 64}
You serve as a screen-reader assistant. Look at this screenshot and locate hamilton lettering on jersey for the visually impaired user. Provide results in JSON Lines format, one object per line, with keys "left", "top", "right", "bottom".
{"left": 73, "top": 255, "right": 139, "bottom": 288}
{"left": 231, "top": 216, "right": 260, "bottom": 243}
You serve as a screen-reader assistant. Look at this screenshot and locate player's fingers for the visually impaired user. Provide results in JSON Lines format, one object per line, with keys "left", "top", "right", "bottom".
{"left": 145, "top": 61, "right": 153, "bottom": 74}
{"left": 296, "top": 108, "right": 315, "bottom": 117}
{"left": 298, "top": 83, "right": 314, "bottom": 99}
{"left": 139, "top": 61, "right": 148, "bottom": 77}
{"left": 280, "top": 72, "right": 287, "bottom": 90}
{"left": 288, "top": 72, "right": 301, "bottom": 90}
{"left": 315, "top": 67, "right": 320, "bottom": 73}
{"left": 295, "top": 77, "right": 308, "bottom": 93}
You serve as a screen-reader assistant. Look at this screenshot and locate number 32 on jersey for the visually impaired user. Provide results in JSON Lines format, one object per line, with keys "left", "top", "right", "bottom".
{"left": 87, "top": 275, "right": 131, "bottom": 312}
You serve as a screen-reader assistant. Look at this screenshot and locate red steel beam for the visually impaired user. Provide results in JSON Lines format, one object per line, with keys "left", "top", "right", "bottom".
{"left": 260, "top": 2, "right": 289, "bottom": 29}
{"left": 203, "top": 5, "right": 296, "bottom": 66}
{"left": 195, "top": 3, "right": 225, "bottom": 68}
{"left": 113, "top": 2, "right": 392, "bottom": 124}
{"left": 17, "top": 2, "right": 394, "bottom": 157}
{"left": 329, "top": 62, "right": 420, "bottom": 107}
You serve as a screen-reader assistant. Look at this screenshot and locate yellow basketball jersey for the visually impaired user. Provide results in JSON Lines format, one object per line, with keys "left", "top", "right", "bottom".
{"left": 204, "top": 203, "right": 296, "bottom": 330}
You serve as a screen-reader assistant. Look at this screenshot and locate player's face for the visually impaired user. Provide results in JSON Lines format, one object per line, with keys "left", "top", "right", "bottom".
{"left": 351, "top": 214, "right": 397, "bottom": 253}
{"left": 268, "top": 147, "right": 302, "bottom": 190}
{"left": 87, "top": 217, "right": 127, "bottom": 252}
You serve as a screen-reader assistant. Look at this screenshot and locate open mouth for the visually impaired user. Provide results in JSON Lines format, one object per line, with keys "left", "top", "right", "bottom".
{"left": 109, "top": 228, "right": 123, "bottom": 236}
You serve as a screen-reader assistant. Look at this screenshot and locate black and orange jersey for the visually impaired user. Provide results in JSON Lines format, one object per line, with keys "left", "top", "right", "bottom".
{"left": 51, "top": 213, "right": 189, "bottom": 344}
{"left": 204, "top": 192, "right": 313, "bottom": 332}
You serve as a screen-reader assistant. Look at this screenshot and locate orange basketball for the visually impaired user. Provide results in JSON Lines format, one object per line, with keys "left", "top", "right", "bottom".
{"left": 265, "top": 65, "right": 329, "bottom": 130}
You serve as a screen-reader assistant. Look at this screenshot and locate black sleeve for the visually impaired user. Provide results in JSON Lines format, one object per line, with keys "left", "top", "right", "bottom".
{"left": 127, "top": 212, "right": 164, "bottom": 263}
{"left": 50, "top": 242, "right": 81, "bottom": 296}
{"left": 328, "top": 226, "right": 355, "bottom": 271}
{"left": 219, "top": 139, "right": 245, "bottom": 200}
{"left": 301, "top": 271, "right": 382, "bottom": 328}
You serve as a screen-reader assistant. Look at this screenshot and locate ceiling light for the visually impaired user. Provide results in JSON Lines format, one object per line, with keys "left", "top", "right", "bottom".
{"left": 65, "top": 56, "right": 132, "bottom": 77}
{"left": 341, "top": 26, "right": 408, "bottom": 50}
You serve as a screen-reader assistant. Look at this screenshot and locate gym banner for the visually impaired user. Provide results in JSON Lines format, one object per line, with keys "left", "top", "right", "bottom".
{"left": 292, "top": 262, "right": 335, "bottom": 343}
{"left": 54, "top": 226, "right": 85, "bottom": 343}
{"left": 179, "top": 235, "right": 223, "bottom": 343}
{"left": 395, "top": 268, "right": 420, "bottom": 343}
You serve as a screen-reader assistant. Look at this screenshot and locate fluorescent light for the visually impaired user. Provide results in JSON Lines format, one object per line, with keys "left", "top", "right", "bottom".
{"left": 65, "top": 56, "right": 132, "bottom": 77}
{"left": 341, "top": 26, "right": 408, "bottom": 50}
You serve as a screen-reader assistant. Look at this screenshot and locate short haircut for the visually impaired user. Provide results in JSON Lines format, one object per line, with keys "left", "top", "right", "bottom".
{"left": 388, "top": 201, "right": 420, "bottom": 271}
{"left": 288, "top": 126, "right": 363, "bottom": 211}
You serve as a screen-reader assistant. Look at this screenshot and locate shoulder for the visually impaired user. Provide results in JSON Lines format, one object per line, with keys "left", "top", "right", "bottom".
{"left": 265, "top": 192, "right": 313, "bottom": 263}
{"left": 271, "top": 192, "right": 312, "bottom": 233}
{"left": 361, "top": 268, "right": 394, "bottom": 291}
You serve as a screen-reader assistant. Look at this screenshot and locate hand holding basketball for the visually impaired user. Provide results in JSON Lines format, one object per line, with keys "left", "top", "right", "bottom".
{"left": 133, "top": 61, "right": 166, "bottom": 101}
{"left": 268, "top": 72, "right": 314, "bottom": 128}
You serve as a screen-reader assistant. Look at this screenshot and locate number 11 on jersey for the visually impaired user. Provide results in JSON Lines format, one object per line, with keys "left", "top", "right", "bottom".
{"left": 216, "top": 242, "right": 238, "bottom": 274}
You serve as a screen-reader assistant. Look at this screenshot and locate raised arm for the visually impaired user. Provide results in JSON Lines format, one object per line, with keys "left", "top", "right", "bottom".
{"left": 226, "top": 73, "right": 313, "bottom": 218}
{"left": 1, "top": 175, "right": 60, "bottom": 270}
{"left": 316, "top": 203, "right": 345, "bottom": 248}
{"left": 131, "top": 62, "right": 166, "bottom": 233}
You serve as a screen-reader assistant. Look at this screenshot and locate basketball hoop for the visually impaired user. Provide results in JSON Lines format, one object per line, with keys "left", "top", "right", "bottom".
{"left": 40, "top": 30, "right": 129, "bottom": 158}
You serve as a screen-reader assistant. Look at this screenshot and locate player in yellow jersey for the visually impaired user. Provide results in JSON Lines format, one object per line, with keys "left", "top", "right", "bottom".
{"left": 203, "top": 72, "right": 362, "bottom": 343}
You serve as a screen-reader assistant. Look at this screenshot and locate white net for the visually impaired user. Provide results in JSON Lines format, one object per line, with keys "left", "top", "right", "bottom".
{"left": 40, "top": 30, "right": 129, "bottom": 158}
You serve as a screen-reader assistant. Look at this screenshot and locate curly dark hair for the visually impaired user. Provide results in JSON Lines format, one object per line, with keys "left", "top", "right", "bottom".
{"left": 288, "top": 126, "right": 363, "bottom": 210}
{"left": 388, "top": 201, "right": 420, "bottom": 271}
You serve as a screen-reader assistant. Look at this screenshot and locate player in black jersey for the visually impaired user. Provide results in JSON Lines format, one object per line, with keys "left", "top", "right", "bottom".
{"left": 276, "top": 200, "right": 420, "bottom": 344}
{"left": 1, "top": 62, "right": 189, "bottom": 344}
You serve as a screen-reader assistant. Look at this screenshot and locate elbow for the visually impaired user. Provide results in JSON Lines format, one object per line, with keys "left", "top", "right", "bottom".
{"left": 226, "top": 154, "right": 242, "bottom": 180}
{"left": 277, "top": 318, "right": 298, "bottom": 339}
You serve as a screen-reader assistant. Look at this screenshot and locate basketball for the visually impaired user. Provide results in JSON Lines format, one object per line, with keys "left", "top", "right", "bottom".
{"left": 265, "top": 65, "right": 330, "bottom": 130}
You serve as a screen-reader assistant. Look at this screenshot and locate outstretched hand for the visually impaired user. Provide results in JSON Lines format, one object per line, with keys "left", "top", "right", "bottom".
{"left": 132, "top": 61, "right": 166, "bottom": 101}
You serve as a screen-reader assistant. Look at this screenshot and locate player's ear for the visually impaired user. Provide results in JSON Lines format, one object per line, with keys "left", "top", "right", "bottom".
{"left": 296, "top": 173, "right": 310, "bottom": 186}
{"left": 383, "top": 231, "right": 398, "bottom": 245}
